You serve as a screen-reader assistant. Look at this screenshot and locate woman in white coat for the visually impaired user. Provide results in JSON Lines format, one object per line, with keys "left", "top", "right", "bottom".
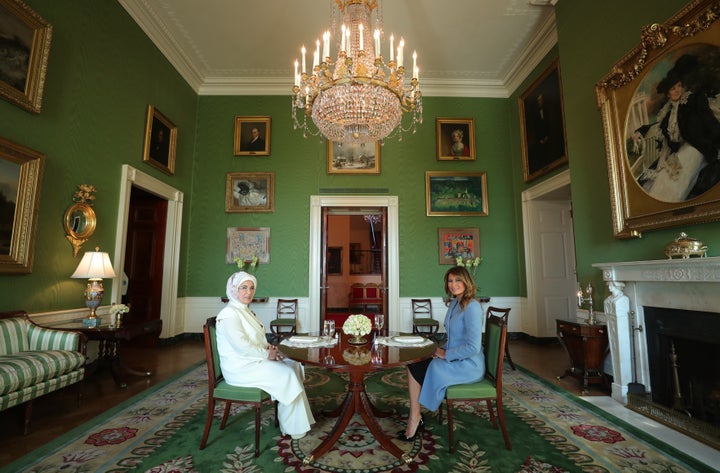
{"left": 216, "top": 271, "right": 315, "bottom": 439}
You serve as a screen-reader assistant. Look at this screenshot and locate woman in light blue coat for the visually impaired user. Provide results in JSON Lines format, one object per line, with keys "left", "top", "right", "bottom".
{"left": 399, "top": 266, "right": 485, "bottom": 441}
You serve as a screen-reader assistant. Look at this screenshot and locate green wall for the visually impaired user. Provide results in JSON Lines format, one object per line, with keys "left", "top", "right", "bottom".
{"left": 0, "top": 0, "right": 198, "bottom": 312}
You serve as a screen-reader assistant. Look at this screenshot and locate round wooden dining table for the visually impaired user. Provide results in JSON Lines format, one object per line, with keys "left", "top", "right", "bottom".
{"left": 278, "top": 331, "right": 436, "bottom": 464}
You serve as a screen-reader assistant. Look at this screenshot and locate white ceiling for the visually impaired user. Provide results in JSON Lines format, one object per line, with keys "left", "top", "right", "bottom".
{"left": 118, "top": 0, "right": 557, "bottom": 98}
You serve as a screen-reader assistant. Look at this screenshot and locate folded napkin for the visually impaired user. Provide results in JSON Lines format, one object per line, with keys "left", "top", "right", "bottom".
{"left": 375, "top": 335, "right": 434, "bottom": 347}
{"left": 281, "top": 335, "right": 339, "bottom": 348}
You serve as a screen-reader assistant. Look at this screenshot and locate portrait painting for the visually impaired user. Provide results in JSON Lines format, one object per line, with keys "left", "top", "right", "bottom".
{"left": 327, "top": 140, "right": 380, "bottom": 174}
{"left": 437, "top": 228, "right": 480, "bottom": 265}
{"left": 425, "top": 171, "right": 488, "bottom": 216}
{"left": 142, "top": 105, "right": 177, "bottom": 175}
{"left": 226, "top": 227, "right": 270, "bottom": 264}
{"left": 519, "top": 59, "right": 568, "bottom": 182}
{"left": 234, "top": 116, "right": 271, "bottom": 156}
{"left": 596, "top": 0, "right": 720, "bottom": 238}
{"left": 225, "top": 172, "right": 274, "bottom": 213}
{"left": 436, "top": 118, "right": 475, "bottom": 161}
{"left": 0, "top": 0, "right": 52, "bottom": 114}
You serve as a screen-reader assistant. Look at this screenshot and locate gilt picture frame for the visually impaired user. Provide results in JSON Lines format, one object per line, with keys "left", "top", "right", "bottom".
{"left": 438, "top": 227, "right": 480, "bottom": 265}
{"left": 0, "top": 136, "right": 45, "bottom": 273}
{"left": 225, "top": 171, "right": 274, "bottom": 213}
{"left": 226, "top": 227, "right": 270, "bottom": 264}
{"left": 234, "top": 116, "right": 271, "bottom": 156}
{"left": 142, "top": 105, "right": 177, "bottom": 175}
{"left": 0, "top": 0, "right": 52, "bottom": 114}
{"left": 519, "top": 58, "right": 568, "bottom": 182}
{"left": 426, "top": 171, "right": 488, "bottom": 216}
{"left": 436, "top": 118, "right": 475, "bottom": 161}
{"left": 327, "top": 140, "right": 381, "bottom": 174}
{"left": 595, "top": 0, "right": 720, "bottom": 238}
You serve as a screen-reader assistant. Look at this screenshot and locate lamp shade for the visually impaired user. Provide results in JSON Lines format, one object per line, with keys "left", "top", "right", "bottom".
{"left": 71, "top": 249, "right": 116, "bottom": 279}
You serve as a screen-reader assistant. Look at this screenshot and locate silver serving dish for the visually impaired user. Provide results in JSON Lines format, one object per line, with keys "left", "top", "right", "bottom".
{"left": 664, "top": 232, "right": 707, "bottom": 259}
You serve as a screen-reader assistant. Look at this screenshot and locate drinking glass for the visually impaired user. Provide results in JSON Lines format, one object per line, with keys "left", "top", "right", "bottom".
{"left": 324, "top": 319, "right": 336, "bottom": 339}
{"left": 375, "top": 313, "right": 385, "bottom": 334}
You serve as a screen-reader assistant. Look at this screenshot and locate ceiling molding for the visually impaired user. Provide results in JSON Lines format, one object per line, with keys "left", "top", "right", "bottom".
{"left": 504, "top": 11, "right": 558, "bottom": 96}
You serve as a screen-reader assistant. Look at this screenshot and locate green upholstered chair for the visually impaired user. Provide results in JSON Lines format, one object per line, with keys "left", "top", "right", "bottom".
{"left": 269, "top": 299, "right": 298, "bottom": 342}
{"left": 485, "top": 306, "right": 515, "bottom": 370}
{"left": 200, "top": 316, "right": 277, "bottom": 456}
{"left": 411, "top": 299, "right": 439, "bottom": 338}
{"left": 442, "top": 314, "right": 511, "bottom": 452}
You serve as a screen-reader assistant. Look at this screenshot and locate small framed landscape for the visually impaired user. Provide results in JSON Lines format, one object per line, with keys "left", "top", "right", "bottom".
{"left": 437, "top": 228, "right": 480, "bottom": 265}
{"left": 225, "top": 172, "right": 274, "bottom": 213}
{"left": 436, "top": 118, "right": 475, "bottom": 161}
{"left": 142, "top": 105, "right": 177, "bottom": 175}
{"left": 327, "top": 141, "right": 380, "bottom": 174}
{"left": 425, "top": 171, "right": 488, "bottom": 216}
{"left": 234, "top": 116, "right": 271, "bottom": 156}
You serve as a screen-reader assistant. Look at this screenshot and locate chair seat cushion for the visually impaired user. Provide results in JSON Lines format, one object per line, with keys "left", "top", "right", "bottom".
{"left": 413, "top": 318, "right": 439, "bottom": 326}
{"left": 0, "top": 350, "right": 86, "bottom": 396}
{"left": 214, "top": 379, "right": 271, "bottom": 403}
{"left": 446, "top": 379, "right": 496, "bottom": 399}
{"left": 270, "top": 319, "right": 296, "bottom": 326}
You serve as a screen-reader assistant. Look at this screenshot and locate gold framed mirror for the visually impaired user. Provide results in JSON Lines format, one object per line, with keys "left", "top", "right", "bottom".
{"left": 64, "top": 185, "right": 97, "bottom": 256}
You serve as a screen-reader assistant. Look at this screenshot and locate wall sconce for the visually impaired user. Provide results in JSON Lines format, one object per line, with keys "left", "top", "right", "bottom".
{"left": 71, "top": 247, "right": 116, "bottom": 327}
{"left": 577, "top": 282, "right": 596, "bottom": 325}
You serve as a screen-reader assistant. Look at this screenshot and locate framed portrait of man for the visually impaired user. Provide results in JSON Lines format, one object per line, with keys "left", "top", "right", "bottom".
{"left": 234, "top": 116, "right": 271, "bottom": 156}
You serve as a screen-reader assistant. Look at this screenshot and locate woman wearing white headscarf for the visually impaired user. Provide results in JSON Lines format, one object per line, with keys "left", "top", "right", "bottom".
{"left": 216, "top": 271, "right": 315, "bottom": 439}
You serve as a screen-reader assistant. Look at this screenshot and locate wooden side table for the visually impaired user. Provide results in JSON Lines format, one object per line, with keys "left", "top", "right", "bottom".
{"left": 556, "top": 319, "right": 609, "bottom": 388}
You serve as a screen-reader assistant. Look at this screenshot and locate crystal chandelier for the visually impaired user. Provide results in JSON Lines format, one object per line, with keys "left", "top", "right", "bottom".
{"left": 292, "top": 0, "right": 422, "bottom": 145}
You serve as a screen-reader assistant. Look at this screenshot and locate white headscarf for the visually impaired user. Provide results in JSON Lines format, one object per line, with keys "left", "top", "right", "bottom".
{"left": 226, "top": 271, "right": 257, "bottom": 306}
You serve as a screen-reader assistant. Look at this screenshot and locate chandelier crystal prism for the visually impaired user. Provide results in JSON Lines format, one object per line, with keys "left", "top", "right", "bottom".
{"left": 292, "top": 0, "right": 422, "bottom": 145}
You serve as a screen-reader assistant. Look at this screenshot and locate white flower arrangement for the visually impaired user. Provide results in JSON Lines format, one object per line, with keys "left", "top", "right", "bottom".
{"left": 342, "top": 348, "right": 372, "bottom": 365}
{"left": 234, "top": 255, "right": 259, "bottom": 273}
{"left": 456, "top": 256, "right": 482, "bottom": 277}
{"left": 109, "top": 303, "right": 130, "bottom": 316}
{"left": 343, "top": 314, "right": 372, "bottom": 337}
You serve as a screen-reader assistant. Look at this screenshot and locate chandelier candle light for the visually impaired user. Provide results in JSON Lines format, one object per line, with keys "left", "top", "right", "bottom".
{"left": 292, "top": 0, "right": 422, "bottom": 145}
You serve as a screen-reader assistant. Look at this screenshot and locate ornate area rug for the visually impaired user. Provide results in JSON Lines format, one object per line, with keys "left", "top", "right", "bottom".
{"left": 3, "top": 362, "right": 714, "bottom": 473}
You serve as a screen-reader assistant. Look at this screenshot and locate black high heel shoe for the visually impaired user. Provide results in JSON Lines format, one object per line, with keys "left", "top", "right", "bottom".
{"left": 397, "top": 414, "right": 425, "bottom": 441}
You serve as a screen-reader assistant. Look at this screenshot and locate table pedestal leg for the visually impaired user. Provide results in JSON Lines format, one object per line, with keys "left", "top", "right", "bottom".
{"left": 305, "top": 370, "right": 413, "bottom": 465}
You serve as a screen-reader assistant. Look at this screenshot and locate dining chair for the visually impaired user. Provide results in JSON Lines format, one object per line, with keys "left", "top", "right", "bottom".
{"left": 200, "top": 316, "right": 277, "bottom": 456}
{"left": 441, "top": 314, "right": 512, "bottom": 452}
{"left": 411, "top": 299, "right": 439, "bottom": 338}
{"left": 486, "top": 306, "right": 515, "bottom": 370}
{"left": 270, "top": 298, "right": 298, "bottom": 342}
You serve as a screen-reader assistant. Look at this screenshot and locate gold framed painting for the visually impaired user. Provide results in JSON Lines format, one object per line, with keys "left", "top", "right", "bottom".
{"left": 234, "top": 116, "right": 271, "bottom": 156}
{"left": 438, "top": 227, "right": 480, "bottom": 265}
{"left": 595, "top": 0, "right": 720, "bottom": 238}
{"left": 519, "top": 59, "right": 568, "bottom": 182}
{"left": 327, "top": 140, "right": 381, "bottom": 174}
{"left": 0, "top": 136, "right": 45, "bottom": 273}
{"left": 0, "top": 0, "right": 52, "bottom": 114}
{"left": 436, "top": 118, "right": 475, "bottom": 161}
{"left": 426, "top": 171, "right": 488, "bottom": 216}
{"left": 142, "top": 105, "right": 177, "bottom": 175}
{"left": 226, "top": 227, "right": 270, "bottom": 264}
{"left": 225, "top": 172, "right": 274, "bottom": 213}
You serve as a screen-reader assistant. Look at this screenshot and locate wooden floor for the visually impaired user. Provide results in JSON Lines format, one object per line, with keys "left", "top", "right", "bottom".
{"left": 0, "top": 336, "right": 609, "bottom": 466}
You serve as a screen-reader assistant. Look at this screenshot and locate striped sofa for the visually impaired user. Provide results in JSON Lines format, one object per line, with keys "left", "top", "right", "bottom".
{"left": 0, "top": 310, "right": 87, "bottom": 434}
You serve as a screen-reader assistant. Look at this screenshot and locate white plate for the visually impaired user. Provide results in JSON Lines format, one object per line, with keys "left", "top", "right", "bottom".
{"left": 392, "top": 335, "right": 425, "bottom": 344}
{"left": 290, "top": 336, "right": 319, "bottom": 343}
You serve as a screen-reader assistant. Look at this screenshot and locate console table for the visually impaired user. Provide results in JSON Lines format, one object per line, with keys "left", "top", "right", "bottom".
{"left": 556, "top": 319, "right": 609, "bottom": 388}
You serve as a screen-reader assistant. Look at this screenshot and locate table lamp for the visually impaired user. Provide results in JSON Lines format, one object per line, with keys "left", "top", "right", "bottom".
{"left": 71, "top": 247, "right": 116, "bottom": 327}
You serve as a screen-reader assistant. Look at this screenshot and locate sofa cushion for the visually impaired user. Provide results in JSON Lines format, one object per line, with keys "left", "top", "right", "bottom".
{"left": 0, "top": 317, "right": 29, "bottom": 355}
{"left": 0, "top": 350, "right": 86, "bottom": 396}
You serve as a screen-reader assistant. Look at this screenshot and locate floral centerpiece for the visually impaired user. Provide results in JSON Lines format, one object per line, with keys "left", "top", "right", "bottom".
{"left": 234, "top": 255, "right": 259, "bottom": 274}
{"left": 342, "top": 347, "right": 372, "bottom": 365}
{"left": 456, "top": 256, "right": 482, "bottom": 278}
{"left": 108, "top": 303, "right": 129, "bottom": 327}
{"left": 343, "top": 313, "right": 372, "bottom": 345}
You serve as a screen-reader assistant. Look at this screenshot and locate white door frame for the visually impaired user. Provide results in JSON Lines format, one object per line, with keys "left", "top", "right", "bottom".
{"left": 111, "top": 165, "right": 184, "bottom": 338}
{"left": 309, "top": 195, "right": 399, "bottom": 333}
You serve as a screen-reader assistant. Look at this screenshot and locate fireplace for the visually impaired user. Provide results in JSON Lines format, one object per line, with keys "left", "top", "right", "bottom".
{"left": 592, "top": 256, "right": 720, "bottom": 448}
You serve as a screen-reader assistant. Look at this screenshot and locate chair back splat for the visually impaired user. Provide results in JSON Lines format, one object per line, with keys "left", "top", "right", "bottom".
{"left": 411, "top": 298, "right": 439, "bottom": 339}
{"left": 486, "top": 306, "right": 515, "bottom": 370}
{"left": 443, "top": 314, "right": 511, "bottom": 452}
{"left": 270, "top": 298, "right": 298, "bottom": 342}
{"left": 200, "top": 316, "right": 277, "bottom": 456}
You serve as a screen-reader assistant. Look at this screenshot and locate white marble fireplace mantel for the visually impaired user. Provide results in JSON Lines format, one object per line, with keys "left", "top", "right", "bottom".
{"left": 591, "top": 257, "right": 720, "bottom": 404}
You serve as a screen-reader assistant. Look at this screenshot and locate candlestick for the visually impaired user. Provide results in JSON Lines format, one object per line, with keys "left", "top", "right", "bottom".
{"left": 374, "top": 29, "right": 380, "bottom": 57}
{"left": 323, "top": 31, "right": 329, "bottom": 60}
{"left": 301, "top": 46, "right": 306, "bottom": 73}
{"left": 294, "top": 60, "right": 299, "bottom": 86}
{"left": 389, "top": 34, "right": 394, "bottom": 62}
{"left": 341, "top": 24, "right": 346, "bottom": 52}
{"left": 412, "top": 51, "right": 417, "bottom": 76}
{"left": 398, "top": 38, "right": 404, "bottom": 68}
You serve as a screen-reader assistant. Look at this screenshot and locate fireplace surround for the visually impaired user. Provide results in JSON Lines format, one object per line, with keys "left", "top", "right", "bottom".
{"left": 593, "top": 256, "right": 720, "bottom": 448}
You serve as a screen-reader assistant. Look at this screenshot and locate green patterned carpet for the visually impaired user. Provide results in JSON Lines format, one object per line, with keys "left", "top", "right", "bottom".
{"left": 3, "top": 362, "right": 715, "bottom": 473}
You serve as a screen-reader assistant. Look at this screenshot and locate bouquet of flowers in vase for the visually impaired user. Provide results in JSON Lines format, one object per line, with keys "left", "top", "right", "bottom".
{"left": 456, "top": 256, "right": 482, "bottom": 278}
{"left": 234, "top": 255, "right": 258, "bottom": 273}
{"left": 343, "top": 314, "right": 372, "bottom": 337}
{"left": 108, "top": 303, "right": 129, "bottom": 327}
{"left": 342, "top": 348, "right": 372, "bottom": 365}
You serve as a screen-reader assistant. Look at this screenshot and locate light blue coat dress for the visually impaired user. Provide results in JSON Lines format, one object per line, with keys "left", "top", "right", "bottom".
{"left": 418, "top": 298, "right": 485, "bottom": 411}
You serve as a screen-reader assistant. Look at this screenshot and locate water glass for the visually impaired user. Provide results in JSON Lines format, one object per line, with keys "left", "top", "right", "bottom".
{"left": 374, "top": 313, "right": 385, "bottom": 334}
{"left": 323, "top": 319, "right": 336, "bottom": 339}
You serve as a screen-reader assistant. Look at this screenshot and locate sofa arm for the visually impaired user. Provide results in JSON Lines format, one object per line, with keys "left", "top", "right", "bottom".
{"left": 27, "top": 324, "right": 87, "bottom": 355}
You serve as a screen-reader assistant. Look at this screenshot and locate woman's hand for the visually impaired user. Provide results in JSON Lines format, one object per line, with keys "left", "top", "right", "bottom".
{"left": 434, "top": 347, "right": 446, "bottom": 359}
{"left": 267, "top": 345, "right": 284, "bottom": 361}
